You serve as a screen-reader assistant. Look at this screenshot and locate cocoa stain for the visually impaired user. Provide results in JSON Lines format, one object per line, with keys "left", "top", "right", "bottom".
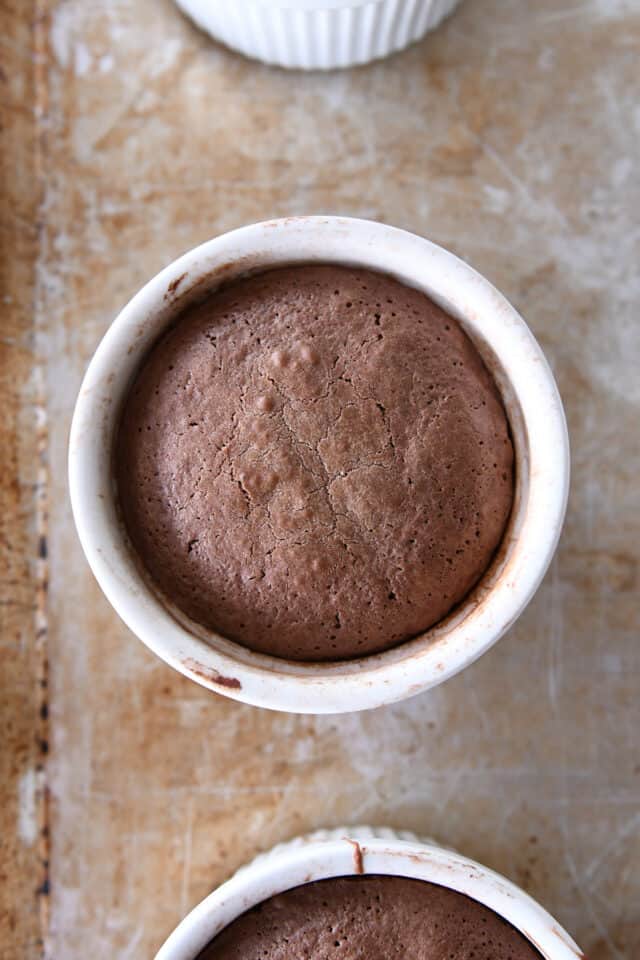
{"left": 182, "top": 657, "right": 241, "bottom": 690}
{"left": 552, "top": 926, "right": 586, "bottom": 959}
{"left": 212, "top": 260, "right": 235, "bottom": 278}
{"left": 344, "top": 838, "right": 364, "bottom": 874}
{"left": 213, "top": 674, "right": 242, "bottom": 690}
{"left": 523, "top": 927, "right": 585, "bottom": 960}
{"left": 164, "top": 271, "right": 188, "bottom": 300}
{"left": 161, "top": 259, "right": 242, "bottom": 313}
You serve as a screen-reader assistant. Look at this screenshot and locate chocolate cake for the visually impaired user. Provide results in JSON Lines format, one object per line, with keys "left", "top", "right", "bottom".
{"left": 116, "top": 265, "right": 513, "bottom": 660}
{"left": 197, "top": 876, "right": 541, "bottom": 959}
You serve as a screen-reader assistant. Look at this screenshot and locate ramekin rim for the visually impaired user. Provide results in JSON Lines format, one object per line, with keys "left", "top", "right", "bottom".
{"left": 154, "top": 827, "right": 584, "bottom": 960}
{"left": 68, "top": 215, "right": 569, "bottom": 713}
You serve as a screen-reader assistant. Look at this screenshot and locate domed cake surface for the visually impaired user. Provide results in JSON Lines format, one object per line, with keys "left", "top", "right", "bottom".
{"left": 117, "top": 265, "right": 513, "bottom": 661}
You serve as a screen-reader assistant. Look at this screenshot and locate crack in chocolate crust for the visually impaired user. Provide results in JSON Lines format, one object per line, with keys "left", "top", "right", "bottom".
{"left": 116, "top": 266, "right": 514, "bottom": 661}
{"left": 196, "top": 876, "right": 542, "bottom": 959}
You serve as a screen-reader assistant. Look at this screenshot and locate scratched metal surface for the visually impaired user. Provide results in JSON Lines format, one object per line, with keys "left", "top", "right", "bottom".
{"left": 5, "top": 0, "right": 639, "bottom": 957}
{"left": 1, "top": 3, "right": 49, "bottom": 958}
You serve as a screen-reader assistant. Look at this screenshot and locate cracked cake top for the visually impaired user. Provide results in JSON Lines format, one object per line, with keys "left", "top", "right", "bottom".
{"left": 116, "top": 265, "right": 513, "bottom": 661}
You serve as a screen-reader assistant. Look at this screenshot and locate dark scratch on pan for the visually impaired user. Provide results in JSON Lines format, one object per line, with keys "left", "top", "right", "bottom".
{"left": 182, "top": 657, "right": 242, "bottom": 690}
{"left": 212, "top": 673, "right": 242, "bottom": 689}
{"left": 165, "top": 271, "right": 188, "bottom": 299}
{"left": 344, "top": 838, "right": 364, "bottom": 874}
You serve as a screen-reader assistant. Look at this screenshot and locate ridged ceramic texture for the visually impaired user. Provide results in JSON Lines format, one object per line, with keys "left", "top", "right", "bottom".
{"left": 155, "top": 826, "right": 584, "bottom": 959}
{"left": 175, "top": 0, "right": 462, "bottom": 70}
{"left": 231, "top": 826, "right": 443, "bottom": 880}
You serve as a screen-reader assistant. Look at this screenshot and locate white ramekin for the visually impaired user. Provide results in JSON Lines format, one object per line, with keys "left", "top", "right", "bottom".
{"left": 155, "top": 827, "right": 584, "bottom": 959}
{"left": 174, "top": 0, "right": 462, "bottom": 70}
{"left": 68, "top": 216, "right": 569, "bottom": 714}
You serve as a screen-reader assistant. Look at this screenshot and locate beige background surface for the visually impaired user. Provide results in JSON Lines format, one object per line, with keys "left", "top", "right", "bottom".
{"left": 2, "top": 0, "right": 639, "bottom": 957}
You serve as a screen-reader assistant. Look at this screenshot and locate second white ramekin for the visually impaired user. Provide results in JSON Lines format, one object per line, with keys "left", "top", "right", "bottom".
{"left": 68, "top": 216, "right": 569, "bottom": 714}
{"left": 155, "top": 827, "right": 584, "bottom": 959}
{"left": 174, "top": 0, "right": 462, "bottom": 70}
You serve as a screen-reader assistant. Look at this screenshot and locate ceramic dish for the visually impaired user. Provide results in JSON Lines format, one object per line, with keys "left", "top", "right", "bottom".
{"left": 154, "top": 827, "right": 584, "bottom": 959}
{"left": 174, "top": 0, "right": 462, "bottom": 70}
{"left": 68, "top": 216, "right": 569, "bottom": 714}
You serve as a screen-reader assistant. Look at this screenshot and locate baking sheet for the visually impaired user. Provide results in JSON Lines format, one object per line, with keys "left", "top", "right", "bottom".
{"left": 3, "top": 0, "right": 639, "bottom": 957}
{"left": 1, "top": 2, "right": 48, "bottom": 956}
